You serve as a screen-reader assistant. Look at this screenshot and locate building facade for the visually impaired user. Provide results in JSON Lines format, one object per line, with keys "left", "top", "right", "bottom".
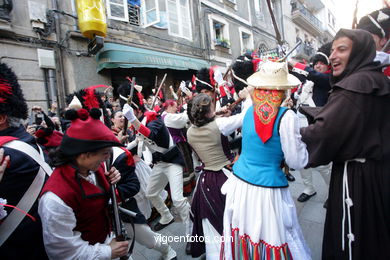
{"left": 0, "top": 0, "right": 336, "bottom": 115}
{"left": 282, "top": 0, "right": 337, "bottom": 61}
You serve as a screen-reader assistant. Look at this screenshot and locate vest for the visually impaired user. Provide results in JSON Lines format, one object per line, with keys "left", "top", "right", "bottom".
{"left": 233, "top": 107, "right": 288, "bottom": 187}
{"left": 41, "top": 164, "right": 111, "bottom": 244}
{"left": 187, "top": 120, "right": 233, "bottom": 171}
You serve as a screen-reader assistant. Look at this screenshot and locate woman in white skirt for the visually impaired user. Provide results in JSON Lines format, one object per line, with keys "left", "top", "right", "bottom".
{"left": 222, "top": 61, "right": 311, "bottom": 260}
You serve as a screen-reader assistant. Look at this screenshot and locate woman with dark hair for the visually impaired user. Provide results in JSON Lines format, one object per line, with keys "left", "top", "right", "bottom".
{"left": 110, "top": 110, "right": 132, "bottom": 145}
{"left": 186, "top": 91, "right": 252, "bottom": 258}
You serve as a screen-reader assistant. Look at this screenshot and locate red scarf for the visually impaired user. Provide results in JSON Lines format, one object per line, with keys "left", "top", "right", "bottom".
{"left": 252, "top": 89, "right": 284, "bottom": 143}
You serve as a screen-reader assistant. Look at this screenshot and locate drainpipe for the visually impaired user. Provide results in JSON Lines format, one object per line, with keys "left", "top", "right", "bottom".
{"left": 51, "top": 0, "right": 67, "bottom": 110}
{"left": 70, "top": 0, "right": 78, "bottom": 31}
{"left": 43, "top": 69, "right": 51, "bottom": 109}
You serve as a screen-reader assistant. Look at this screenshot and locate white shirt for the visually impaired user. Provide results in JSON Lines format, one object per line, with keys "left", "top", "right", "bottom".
{"left": 38, "top": 172, "right": 112, "bottom": 260}
{"left": 215, "top": 98, "right": 252, "bottom": 136}
{"left": 164, "top": 111, "right": 189, "bottom": 129}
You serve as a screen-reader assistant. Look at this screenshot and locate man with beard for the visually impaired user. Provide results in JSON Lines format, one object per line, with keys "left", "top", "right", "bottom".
{"left": 300, "top": 29, "right": 390, "bottom": 260}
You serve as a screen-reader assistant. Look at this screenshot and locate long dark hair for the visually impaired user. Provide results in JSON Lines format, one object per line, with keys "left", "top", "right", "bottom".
{"left": 48, "top": 147, "right": 77, "bottom": 167}
{"left": 187, "top": 93, "right": 214, "bottom": 127}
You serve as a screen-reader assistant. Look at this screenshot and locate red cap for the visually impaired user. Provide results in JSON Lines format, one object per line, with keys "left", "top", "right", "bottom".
{"left": 60, "top": 109, "right": 123, "bottom": 156}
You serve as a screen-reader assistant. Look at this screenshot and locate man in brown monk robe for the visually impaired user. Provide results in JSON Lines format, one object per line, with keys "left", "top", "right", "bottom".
{"left": 300, "top": 29, "right": 390, "bottom": 260}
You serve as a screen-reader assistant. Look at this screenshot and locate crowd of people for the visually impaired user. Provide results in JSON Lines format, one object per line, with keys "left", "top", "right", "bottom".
{"left": 0, "top": 7, "right": 389, "bottom": 260}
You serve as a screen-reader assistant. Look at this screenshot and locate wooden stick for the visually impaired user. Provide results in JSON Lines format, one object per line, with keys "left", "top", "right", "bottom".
{"left": 151, "top": 73, "right": 167, "bottom": 108}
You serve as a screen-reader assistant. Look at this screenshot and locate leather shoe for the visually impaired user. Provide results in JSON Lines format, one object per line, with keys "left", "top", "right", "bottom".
{"left": 285, "top": 173, "right": 295, "bottom": 182}
{"left": 154, "top": 219, "right": 175, "bottom": 231}
{"left": 297, "top": 192, "right": 316, "bottom": 202}
{"left": 185, "top": 242, "right": 191, "bottom": 255}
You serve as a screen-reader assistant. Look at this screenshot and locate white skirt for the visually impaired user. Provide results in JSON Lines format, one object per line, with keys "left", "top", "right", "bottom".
{"left": 221, "top": 174, "right": 311, "bottom": 260}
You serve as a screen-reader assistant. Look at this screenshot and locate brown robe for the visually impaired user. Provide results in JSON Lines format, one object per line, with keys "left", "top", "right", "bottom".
{"left": 300, "top": 29, "right": 390, "bottom": 260}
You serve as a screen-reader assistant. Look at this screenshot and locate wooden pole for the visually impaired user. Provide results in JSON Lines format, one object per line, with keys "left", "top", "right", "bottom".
{"left": 266, "top": 0, "right": 283, "bottom": 46}
{"left": 151, "top": 73, "right": 167, "bottom": 108}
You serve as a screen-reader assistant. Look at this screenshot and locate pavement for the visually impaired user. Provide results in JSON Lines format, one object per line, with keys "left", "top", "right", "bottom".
{"left": 131, "top": 169, "right": 329, "bottom": 260}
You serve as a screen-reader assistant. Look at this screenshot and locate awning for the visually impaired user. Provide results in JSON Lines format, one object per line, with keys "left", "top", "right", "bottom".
{"left": 96, "top": 43, "right": 209, "bottom": 72}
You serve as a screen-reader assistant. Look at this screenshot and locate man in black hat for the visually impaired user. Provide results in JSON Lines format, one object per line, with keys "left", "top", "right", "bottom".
{"left": 120, "top": 82, "right": 190, "bottom": 235}
{"left": 0, "top": 63, "right": 49, "bottom": 259}
{"left": 357, "top": 8, "right": 390, "bottom": 51}
{"left": 39, "top": 108, "right": 129, "bottom": 259}
{"left": 357, "top": 8, "right": 390, "bottom": 76}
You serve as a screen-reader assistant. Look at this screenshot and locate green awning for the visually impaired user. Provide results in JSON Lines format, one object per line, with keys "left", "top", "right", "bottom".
{"left": 96, "top": 43, "right": 209, "bottom": 72}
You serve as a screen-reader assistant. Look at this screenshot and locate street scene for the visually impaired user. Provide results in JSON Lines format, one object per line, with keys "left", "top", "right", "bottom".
{"left": 0, "top": 0, "right": 389, "bottom": 260}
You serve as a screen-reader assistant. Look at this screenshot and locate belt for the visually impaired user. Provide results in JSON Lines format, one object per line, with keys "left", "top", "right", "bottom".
{"left": 342, "top": 158, "right": 366, "bottom": 260}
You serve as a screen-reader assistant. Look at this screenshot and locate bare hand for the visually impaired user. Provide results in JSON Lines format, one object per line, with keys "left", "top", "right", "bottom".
{"left": 281, "top": 97, "right": 294, "bottom": 108}
{"left": 32, "top": 105, "right": 43, "bottom": 112}
{"left": 117, "top": 132, "right": 129, "bottom": 144}
{"left": 0, "top": 148, "right": 10, "bottom": 182}
{"left": 26, "top": 125, "right": 37, "bottom": 136}
{"left": 105, "top": 167, "right": 121, "bottom": 185}
{"left": 109, "top": 238, "right": 129, "bottom": 259}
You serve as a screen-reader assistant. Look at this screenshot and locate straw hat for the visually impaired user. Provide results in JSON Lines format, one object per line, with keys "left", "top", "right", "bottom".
{"left": 247, "top": 61, "right": 301, "bottom": 90}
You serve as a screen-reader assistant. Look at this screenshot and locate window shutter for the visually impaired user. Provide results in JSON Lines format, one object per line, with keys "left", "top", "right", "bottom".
{"left": 142, "top": 0, "right": 160, "bottom": 27}
{"left": 107, "top": 0, "right": 129, "bottom": 22}
{"left": 180, "top": 0, "right": 191, "bottom": 39}
{"left": 167, "top": 0, "right": 179, "bottom": 34}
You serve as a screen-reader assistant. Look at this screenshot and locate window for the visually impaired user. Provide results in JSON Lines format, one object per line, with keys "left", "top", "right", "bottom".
{"left": 295, "top": 28, "right": 301, "bottom": 43}
{"left": 239, "top": 28, "right": 253, "bottom": 53}
{"left": 107, "top": 0, "right": 129, "bottom": 22}
{"left": 328, "top": 11, "right": 335, "bottom": 28}
{"left": 208, "top": 14, "right": 230, "bottom": 50}
{"left": 166, "top": 0, "right": 192, "bottom": 40}
{"left": 214, "top": 22, "right": 230, "bottom": 48}
{"left": 142, "top": 0, "right": 160, "bottom": 27}
{"left": 254, "top": 0, "right": 264, "bottom": 21}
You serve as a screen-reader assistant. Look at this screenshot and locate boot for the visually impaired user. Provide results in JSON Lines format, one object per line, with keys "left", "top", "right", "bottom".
{"left": 161, "top": 245, "right": 177, "bottom": 260}
{"left": 155, "top": 242, "right": 177, "bottom": 260}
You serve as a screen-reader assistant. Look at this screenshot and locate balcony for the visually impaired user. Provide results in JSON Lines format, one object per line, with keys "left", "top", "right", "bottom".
{"left": 291, "top": 1, "right": 322, "bottom": 36}
{"left": 294, "top": 42, "right": 316, "bottom": 60}
{"left": 300, "top": 0, "right": 324, "bottom": 12}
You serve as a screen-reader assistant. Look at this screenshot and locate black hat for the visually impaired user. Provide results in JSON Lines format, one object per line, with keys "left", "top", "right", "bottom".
{"left": 66, "top": 85, "right": 112, "bottom": 127}
{"left": 117, "top": 82, "right": 144, "bottom": 112}
{"left": 311, "top": 42, "right": 332, "bottom": 66}
{"left": 195, "top": 68, "right": 215, "bottom": 93}
{"left": 231, "top": 59, "right": 255, "bottom": 93}
{"left": 357, "top": 8, "right": 390, "bottom": 38}
{"left": 0, "top": 63, "right": 28, "bottom": 119}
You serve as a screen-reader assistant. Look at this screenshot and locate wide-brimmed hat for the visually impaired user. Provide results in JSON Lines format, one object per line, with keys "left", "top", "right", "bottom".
{"left": 247, "top": 61, "right": 301, "bottom": 90}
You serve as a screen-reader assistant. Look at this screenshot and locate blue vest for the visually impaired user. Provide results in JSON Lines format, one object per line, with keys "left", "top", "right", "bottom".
{"left": 233, "top": 106, "right": 288, "bottom": 187}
